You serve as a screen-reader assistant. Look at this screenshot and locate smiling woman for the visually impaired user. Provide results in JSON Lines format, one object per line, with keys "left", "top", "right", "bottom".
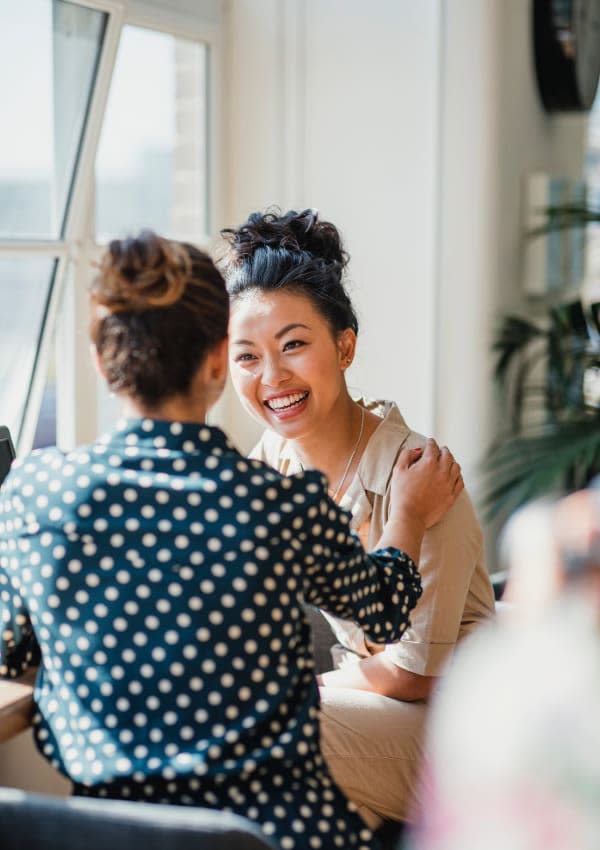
{"left": 223, "top": 210, "right": 366, "bottom": 499}
{"left": 221, "top": 209, "right": 494, "bottom": 828}
{"left": 228, "top": 289, "right": 359, "bottom": 466}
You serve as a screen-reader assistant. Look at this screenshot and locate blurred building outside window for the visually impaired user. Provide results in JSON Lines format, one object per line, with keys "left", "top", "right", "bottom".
{"left": 585, "top": 90, "right": 600, "bottom": 296}
{"left": 96, "top": 25, "right": 208, "bottom": 244}
{"left": 94, "top": 24, "right": 209, "bottom": 435}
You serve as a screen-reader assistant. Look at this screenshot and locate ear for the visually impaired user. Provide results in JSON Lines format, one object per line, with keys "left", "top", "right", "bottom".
{"left": 206, "top": 337, "right": 229, "bottom": 385}
{"left": 90, "top": 344, "right": 107, "bottom": 381}
{"left": 202, "top": 337, "right": 229, "bottom": 408}
{"left": 337, "top": 328, "right": 357, "bottom": 371}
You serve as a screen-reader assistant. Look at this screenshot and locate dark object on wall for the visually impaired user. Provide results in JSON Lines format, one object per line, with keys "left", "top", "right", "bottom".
{"left": 0, "top": 426, "right": 16, "bottom": 487}
{"left": 533, "top": 0, "right": 600, "bottom": 111}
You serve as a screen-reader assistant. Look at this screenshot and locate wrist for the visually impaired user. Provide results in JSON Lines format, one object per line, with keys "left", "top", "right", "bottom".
{"left": 386, "top": 508, "right": 427, "bottom": 540}
{"left": 376, "top": 513, "right": 425, "bottom": 564}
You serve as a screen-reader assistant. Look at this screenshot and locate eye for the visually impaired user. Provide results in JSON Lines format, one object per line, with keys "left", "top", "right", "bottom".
{"left": 283, "top": 339, "right": 306, "bottom": 352}
{"left": 234, "top": 352, "right": 257, "bottom": 363}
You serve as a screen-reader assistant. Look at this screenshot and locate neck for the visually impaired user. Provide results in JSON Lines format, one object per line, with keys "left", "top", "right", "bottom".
{"left": 120, "top": 393, "right": 210, "bottom": 425}
{"left": 292, "top": 394, "right": 365, "bottom": 493}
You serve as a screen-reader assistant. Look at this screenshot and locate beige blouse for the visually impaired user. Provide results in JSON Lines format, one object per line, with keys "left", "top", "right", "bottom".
{"left": 250, "top": 399, "right": 495, "bottom": 676}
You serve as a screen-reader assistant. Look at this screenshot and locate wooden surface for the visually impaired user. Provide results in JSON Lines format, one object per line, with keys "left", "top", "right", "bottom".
{"left": 0, "top": 671, "right": 35, "bottom": 743}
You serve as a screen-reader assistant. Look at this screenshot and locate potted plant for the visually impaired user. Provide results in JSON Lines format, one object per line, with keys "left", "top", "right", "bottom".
{"left": 483, "top": 203, "right": 600, "bottom": 524}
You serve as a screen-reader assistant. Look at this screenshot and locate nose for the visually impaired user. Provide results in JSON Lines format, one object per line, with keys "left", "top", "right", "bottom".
{"left": 260, "top": 354, "right": 291, "bottom": 387}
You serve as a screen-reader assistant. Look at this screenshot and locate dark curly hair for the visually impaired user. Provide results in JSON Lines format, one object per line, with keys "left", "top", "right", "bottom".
{"left": 221, "top": 208, "right": 358, "bottom": 335}
{"left": 90, "top": 230, "right": 229, "bottom": 406}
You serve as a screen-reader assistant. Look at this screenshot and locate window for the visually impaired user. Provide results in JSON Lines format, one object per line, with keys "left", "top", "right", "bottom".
{"left": 0, "top": 2, "right": 105, "bottom": 239}
{"left": 0, "top": 257, "right": 57, "bottom": 441}
{"left": 0, "top": 0, "right": 106, "bottom": 450}
{"left": 585, "top": 92, "right": 600, "bottom": 289}
{"left": 94, "top": 23, "right": 210, "bottom": 437}
{"left": 96, "top": 25, "right": 209, "bottom": 244}
{"left": 0, "top": 1, "right": 217, "bottom": 454}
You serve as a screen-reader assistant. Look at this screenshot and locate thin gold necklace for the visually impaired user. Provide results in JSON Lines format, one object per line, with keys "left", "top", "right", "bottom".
{"left": 331, "top": 405, "right": 365, "bottom": 501}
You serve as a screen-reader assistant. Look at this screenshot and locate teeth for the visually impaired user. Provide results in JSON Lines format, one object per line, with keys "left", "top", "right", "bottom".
{"left": 266, "top": 392, "right": 308, "bottom": 411}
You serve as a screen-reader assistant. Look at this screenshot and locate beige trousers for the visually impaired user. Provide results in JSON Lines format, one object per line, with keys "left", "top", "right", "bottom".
{"left": 318, "top": 686, "right": 427, "bottom": 830}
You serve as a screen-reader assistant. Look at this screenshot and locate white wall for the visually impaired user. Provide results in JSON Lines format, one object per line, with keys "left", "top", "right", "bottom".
{"left": 435, "top": 0, "right": 585, "bottom": 490}
{"left": 220, "top": 0, "right": 587, "bottom": 518}
{"left": 220, "top": 0, "right": 443, "bottom": 453}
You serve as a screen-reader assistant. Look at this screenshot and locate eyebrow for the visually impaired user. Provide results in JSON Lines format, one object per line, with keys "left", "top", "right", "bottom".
{"left": 232, "top": 323, "right": 311, "bottom": 346}
{"left": 275, "top": 322, "right": 311, "bottom": 339}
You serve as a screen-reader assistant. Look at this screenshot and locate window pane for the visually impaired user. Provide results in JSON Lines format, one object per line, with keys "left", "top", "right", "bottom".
{"left": 32, "top": 355, "right": 57, "bottom": 450}
{"left": 0, "top": 0, "right": 106, "bottom": 240}
{"left": 96, "top": 26, "right": 208, "bottom": 243}
{"left": 586, "top": 95, "right": 600, "bottom": 288}
{"left": 0, "top": 257, "right": 57, "bottom": 441}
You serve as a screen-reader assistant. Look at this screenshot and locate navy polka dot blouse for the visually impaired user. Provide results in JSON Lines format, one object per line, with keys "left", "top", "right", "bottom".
{"left": 0, "top": 419, "right": 421, "bottom": 849}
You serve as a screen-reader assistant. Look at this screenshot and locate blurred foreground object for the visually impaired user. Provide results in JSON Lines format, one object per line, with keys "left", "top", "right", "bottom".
{"left": 409, "top": 492, "right": 600, "bottom": 850}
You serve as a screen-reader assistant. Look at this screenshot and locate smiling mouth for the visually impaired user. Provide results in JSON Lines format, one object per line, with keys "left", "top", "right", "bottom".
{"left": 264, "top": 391, "right": 309, "bottom": 411}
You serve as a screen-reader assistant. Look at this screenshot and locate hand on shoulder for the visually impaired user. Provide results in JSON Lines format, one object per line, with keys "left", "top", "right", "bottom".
{"left": 390, "top": 438, "right": 464, "bottom": 530}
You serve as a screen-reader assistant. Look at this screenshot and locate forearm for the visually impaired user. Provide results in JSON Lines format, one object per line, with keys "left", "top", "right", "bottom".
{"left": 317, "top": 653, "right": 436, "bottom": 701}
{"left": 375, "top": 511, "right": 426, "bottom": 566}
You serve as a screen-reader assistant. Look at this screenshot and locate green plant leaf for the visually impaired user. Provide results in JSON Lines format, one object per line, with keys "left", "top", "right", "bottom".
{"left": 493, "top": 315, "right": 545, "bottom": 382}
{"left": 482, "top": 418, "right": 600, "bottom": 523}
{"left": 527, "top": 204, "right": 600, "bottom": 238}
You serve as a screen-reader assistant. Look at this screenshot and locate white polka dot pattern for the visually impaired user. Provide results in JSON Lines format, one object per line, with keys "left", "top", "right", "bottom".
{"left": 0, "top": 418, "right": 421, "bottom": 849}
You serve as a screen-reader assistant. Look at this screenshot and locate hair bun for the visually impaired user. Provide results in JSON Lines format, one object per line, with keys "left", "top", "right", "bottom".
{"left": 92, "top": 230, "right": 191, "bottom": 314}
{"left": 222, "top": 208, "right": 348, "bottom": 268}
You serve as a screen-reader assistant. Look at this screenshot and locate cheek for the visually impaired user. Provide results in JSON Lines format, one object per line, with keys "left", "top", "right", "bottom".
{"left": 308, "top": 351, "right": 344, "bottom": 389}
{"left": 230, "top": 364, "right": 260, "bottom": 403}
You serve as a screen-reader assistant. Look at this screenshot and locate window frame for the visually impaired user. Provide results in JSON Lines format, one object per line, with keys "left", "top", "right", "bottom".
{"left": 0, "top": 0, "right": 222, "bottom": 454}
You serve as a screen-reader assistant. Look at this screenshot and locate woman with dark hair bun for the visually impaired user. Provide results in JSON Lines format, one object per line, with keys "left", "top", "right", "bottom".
{"left": 0, "top": 230, "right": 462, "bottom": 849}
{"left": 223, "top": 209, "right": 495, "bottom": 828}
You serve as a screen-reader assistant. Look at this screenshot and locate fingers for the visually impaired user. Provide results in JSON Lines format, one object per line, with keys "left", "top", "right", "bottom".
{"left": 397, "top": 445, "right": 424, "bottom": 470}
{"left": 426, "top": 440, "right": 464, "bottom": 497}
{"left": 454, "top": 469, "right": 465, "bottom": 495}
{"left": 439, "top": 444, "right": 456, "bottom": 467}
{"left": 422, "top": 437, "right": 441, "bottom": 459}
{"left": 400, "top": 439, "right": 463, "bottom": 491}
{"left": 421, "top": 441, "right": 455, "bottom": 473}
{"left": 443, "top": 449, "right": 464, "bottom": 496}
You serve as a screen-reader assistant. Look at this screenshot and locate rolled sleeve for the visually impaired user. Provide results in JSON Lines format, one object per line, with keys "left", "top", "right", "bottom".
{"left": 380, "top": 491, "right": 488, "bottom": 676}
{"left": 300, "top": 474, "right": 422, "bottom": 645}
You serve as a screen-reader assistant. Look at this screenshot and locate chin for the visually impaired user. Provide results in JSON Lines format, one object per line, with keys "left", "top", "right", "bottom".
{"left": 268, "top": 418, "right": 311, "bottom": 442}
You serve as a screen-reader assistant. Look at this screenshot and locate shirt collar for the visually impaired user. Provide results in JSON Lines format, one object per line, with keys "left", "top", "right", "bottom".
{"left": 352, "top": 398, "right": 411, "bottom": 497}
{"left": 275, "top": 398, "right": 411, "bottom": 496}
{"left": 103, "top": 418, "right": 235, "bottom": 455}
